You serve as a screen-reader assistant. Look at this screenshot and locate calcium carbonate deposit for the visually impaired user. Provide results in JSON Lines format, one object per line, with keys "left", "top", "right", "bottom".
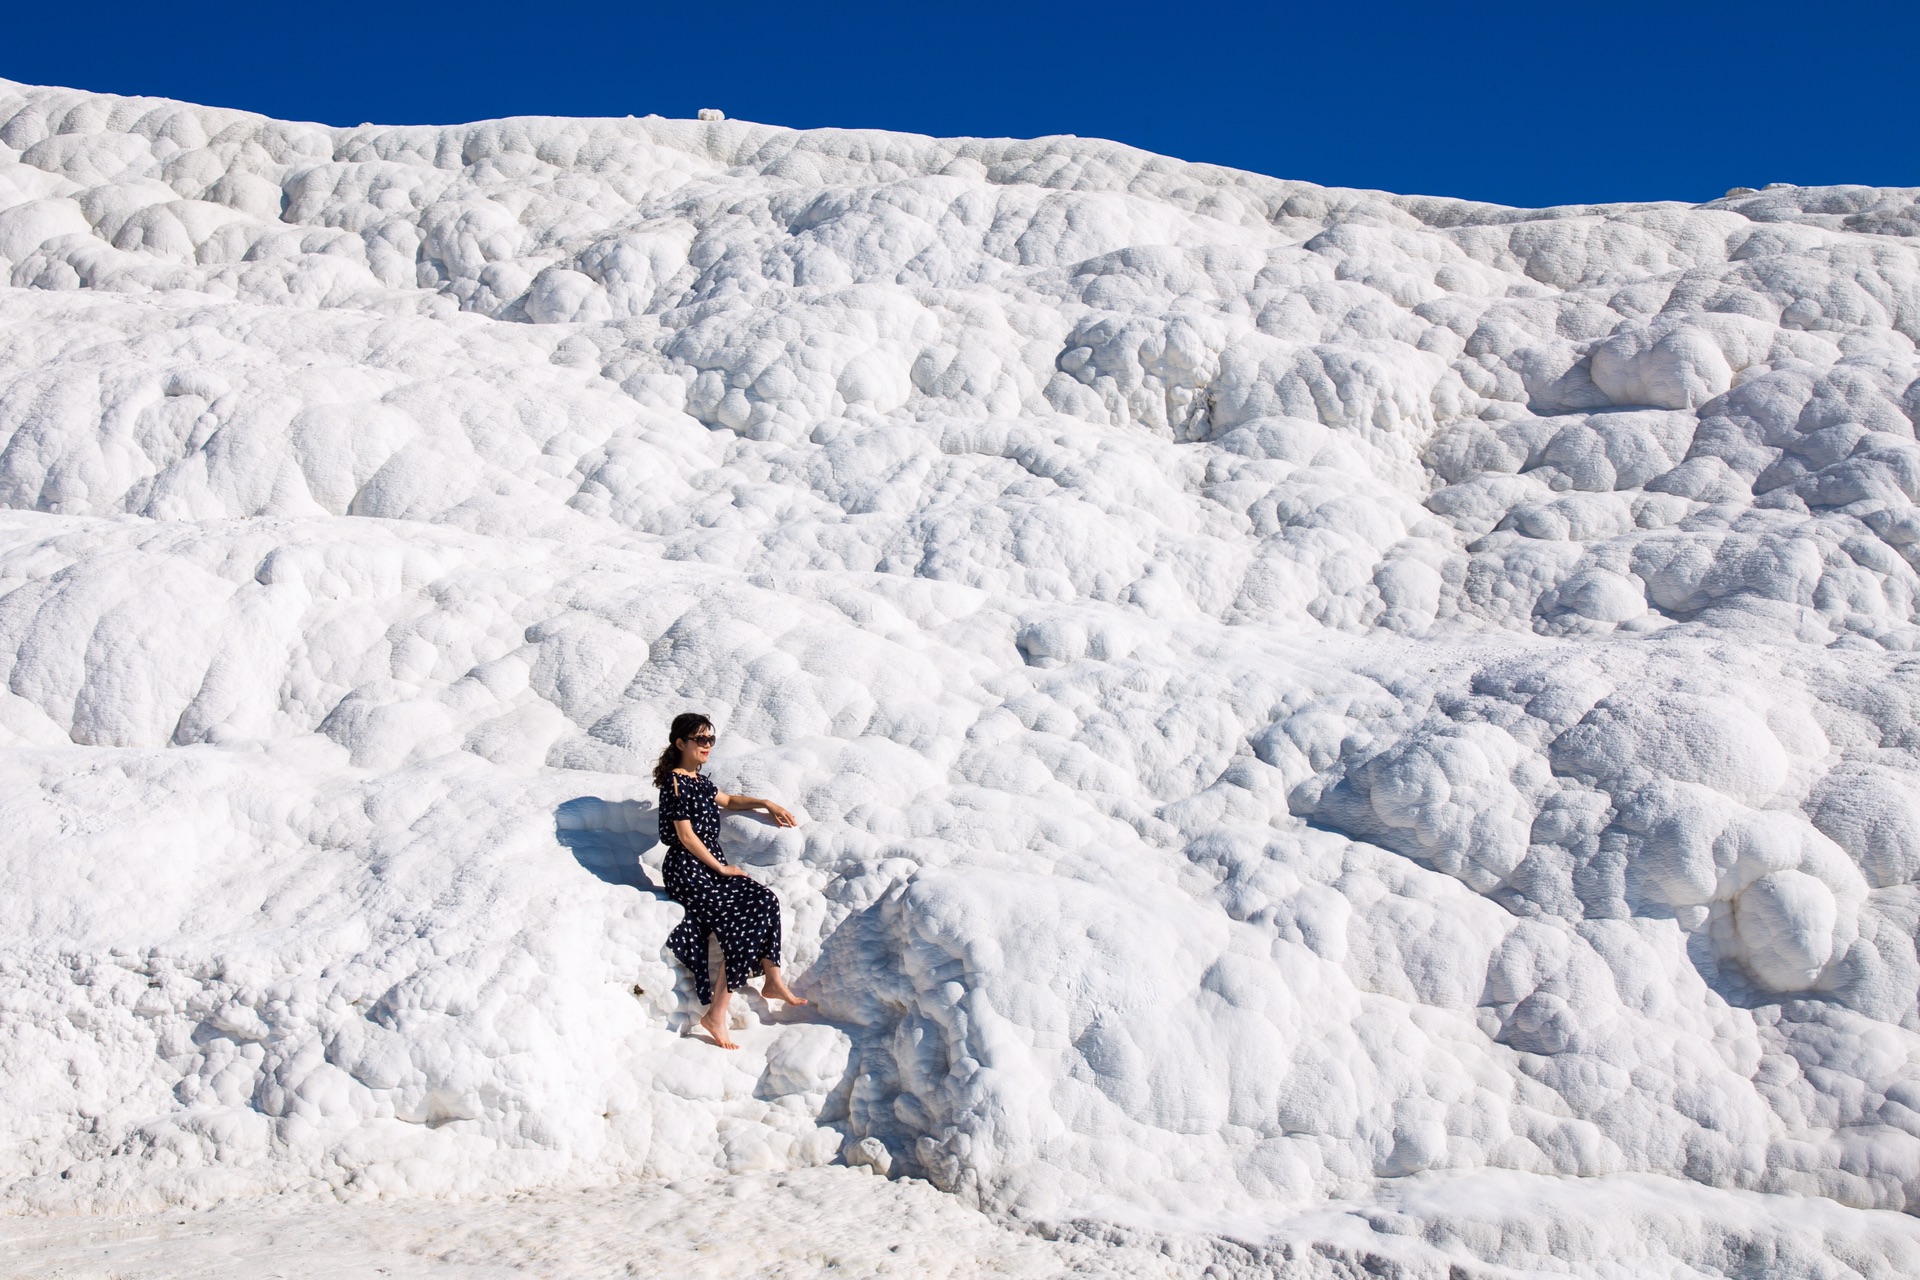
{"left": 5, "top": 77, "right": 1920, "bottom": 1276}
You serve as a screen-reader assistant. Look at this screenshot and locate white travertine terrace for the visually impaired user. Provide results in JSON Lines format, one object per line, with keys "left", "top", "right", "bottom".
{"left": 4, "top": 77, "right": 1920, "bottom": 1275}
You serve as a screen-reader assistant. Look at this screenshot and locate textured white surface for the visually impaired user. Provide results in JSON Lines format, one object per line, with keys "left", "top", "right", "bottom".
{"left": 5, "top": 77, "right": 1920, "bottom": 1274}
{"left": 12, "top": 1168, "right": 1920, "bottom": 1280}
{"left": 0, "top": 1168, "right": 1165, "bottom": 1279}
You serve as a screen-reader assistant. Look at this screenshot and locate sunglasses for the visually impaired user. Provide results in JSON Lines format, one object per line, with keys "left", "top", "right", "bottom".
{"left": 684, "top": 734, "right": 716, "bottom": 747}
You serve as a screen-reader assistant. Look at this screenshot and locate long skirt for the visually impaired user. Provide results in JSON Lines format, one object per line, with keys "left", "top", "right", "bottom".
{"left": 661, "top": 847, "right": 782, "bottom": 1004}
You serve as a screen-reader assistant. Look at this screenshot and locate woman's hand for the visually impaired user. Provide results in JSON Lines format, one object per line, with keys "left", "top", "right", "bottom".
{"left": 762, "top": 801, "right": 797, "bottom": 828}
{"left": 717, "top": 864, "right": 748, "bottom": 877}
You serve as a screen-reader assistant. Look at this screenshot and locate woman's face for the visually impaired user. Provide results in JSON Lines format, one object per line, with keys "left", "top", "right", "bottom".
{"left": 678, "top": 728, "right": 715, "bottom": 768}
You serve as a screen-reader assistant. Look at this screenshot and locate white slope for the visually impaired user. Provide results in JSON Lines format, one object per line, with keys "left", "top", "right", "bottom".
{"left": 3, "top": 77, "right": 1920, "bottom": 1273}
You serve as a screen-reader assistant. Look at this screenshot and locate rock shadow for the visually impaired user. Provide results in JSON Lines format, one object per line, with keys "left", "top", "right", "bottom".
{"left": 555, "top": 796, "right": 663, "bottom": 893}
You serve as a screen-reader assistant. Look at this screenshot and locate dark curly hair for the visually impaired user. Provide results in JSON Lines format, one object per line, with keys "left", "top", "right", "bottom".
{"left": 652, "top": 712, "right": 713, "bottom": 789}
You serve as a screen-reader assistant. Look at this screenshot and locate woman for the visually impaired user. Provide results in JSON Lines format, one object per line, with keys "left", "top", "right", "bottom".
{"left": 654, "top": 712, "right": 807, "bottom": 1049}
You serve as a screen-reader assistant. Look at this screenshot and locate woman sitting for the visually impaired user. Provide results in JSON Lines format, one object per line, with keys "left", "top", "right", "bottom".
{"left": 653, "top": 712, "right": 807, "bottom": 1049}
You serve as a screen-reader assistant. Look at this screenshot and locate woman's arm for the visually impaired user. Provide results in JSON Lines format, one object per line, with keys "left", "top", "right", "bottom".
{"left": 673, "top": 818, "right": 745, "bottom": 876}
{"left": 714, "top": 791, "right": 797, "bottom": 827}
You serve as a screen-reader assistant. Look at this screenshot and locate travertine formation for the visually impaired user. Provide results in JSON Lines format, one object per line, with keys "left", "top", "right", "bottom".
{"left": 4, "top": 78, "right": 1920, "bottom": 1275}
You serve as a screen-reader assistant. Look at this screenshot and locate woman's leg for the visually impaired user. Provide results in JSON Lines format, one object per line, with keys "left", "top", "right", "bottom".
{"left": 680, "top": 920, "right": 737, "bottom": 1049}
{"left": 699, "top": 986, "right": 738, "bottom": 1049}
{"left": 759, "top": 961, "right": 807, "bottom": 1005}
{"left": 748, "top": 883, "right": 806, "bottom": 1004}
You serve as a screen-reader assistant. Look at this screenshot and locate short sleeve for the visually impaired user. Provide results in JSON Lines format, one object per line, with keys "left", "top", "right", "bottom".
{"left": 658, "top": 777, "right": 686, "bottom": 822}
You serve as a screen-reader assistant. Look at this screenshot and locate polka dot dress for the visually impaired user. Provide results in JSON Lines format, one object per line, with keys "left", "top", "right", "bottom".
{"left": 658, "top": 770, "right": 783, "bottom": 1006}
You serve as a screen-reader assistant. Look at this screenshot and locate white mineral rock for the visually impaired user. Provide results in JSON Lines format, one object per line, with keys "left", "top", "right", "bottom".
{"left": 3, "top": 77, "right": 1920, "bottom": 1274}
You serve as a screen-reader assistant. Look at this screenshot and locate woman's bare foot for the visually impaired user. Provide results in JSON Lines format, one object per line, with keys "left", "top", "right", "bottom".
{"left": 759, "top": 965, "right": 809, "bottom": 1006}
{"left": 698, "top": 1000, "right": 738, "bottom": 1049}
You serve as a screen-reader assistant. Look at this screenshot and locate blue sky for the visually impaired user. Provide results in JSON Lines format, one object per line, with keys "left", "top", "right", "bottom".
{"left": 4, "top": 0, "right": 1914, "bottom": 209}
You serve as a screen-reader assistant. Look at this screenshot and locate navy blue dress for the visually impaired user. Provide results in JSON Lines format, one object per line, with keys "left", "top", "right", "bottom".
{"left": 658, "top": 771, "right": 783, "bottom": 1005}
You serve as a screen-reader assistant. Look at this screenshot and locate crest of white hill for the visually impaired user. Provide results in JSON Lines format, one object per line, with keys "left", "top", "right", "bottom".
{"left": 3, "top": 77, "right": 1920, "bottom": 1264}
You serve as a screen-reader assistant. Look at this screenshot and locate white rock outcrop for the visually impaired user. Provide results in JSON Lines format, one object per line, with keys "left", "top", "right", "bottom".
{"left": 4, "top": 77, "right": 1920, "bottom": 1273}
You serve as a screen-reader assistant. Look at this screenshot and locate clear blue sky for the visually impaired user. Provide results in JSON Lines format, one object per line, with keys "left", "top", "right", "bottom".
{"left": 5, "top": 0, "right": 1914, "bottom": 210}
